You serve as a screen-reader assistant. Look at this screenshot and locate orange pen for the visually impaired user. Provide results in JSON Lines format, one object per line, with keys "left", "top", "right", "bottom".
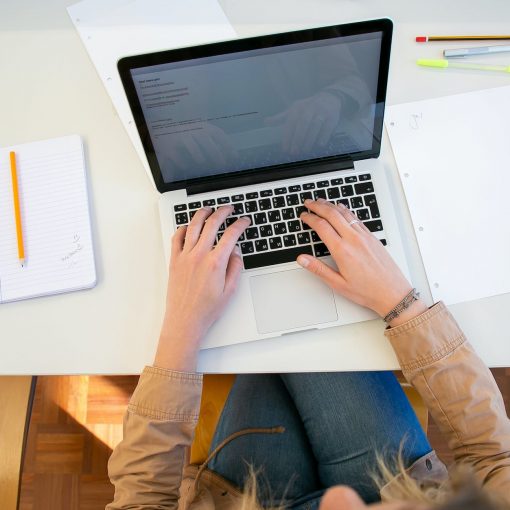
{"left": 9, "top": 151, "right": 25, "bottom": 266}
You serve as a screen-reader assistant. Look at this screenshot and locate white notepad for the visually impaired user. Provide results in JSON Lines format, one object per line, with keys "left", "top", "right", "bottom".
{"left": 386, "top": 86, "right": 510, "bottom": 305}
{"left": 0, "top": 135, "right": 96, "bottom": 303}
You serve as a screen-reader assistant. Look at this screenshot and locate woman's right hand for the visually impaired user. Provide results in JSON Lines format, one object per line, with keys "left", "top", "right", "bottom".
{"left": 297, "top": 199, "right": 428, "bottom": 326}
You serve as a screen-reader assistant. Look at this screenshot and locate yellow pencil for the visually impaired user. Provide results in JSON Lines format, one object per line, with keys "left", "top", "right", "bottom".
{"left": 9, "top": 151, "right": 25, "bottom": 266}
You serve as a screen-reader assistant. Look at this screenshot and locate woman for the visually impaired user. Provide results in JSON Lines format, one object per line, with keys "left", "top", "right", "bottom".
{"left": 106, "top": 199, "right": 510, "bottom": 510}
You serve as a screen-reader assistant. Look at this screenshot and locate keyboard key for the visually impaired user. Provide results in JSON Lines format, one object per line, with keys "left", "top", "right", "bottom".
{"left": 243, "top": 245, "right": 313, "bottom": 270}
{"left": 331, "top": 178, "right": 344, "bottom": 185}
{"left": 345, "top": 176, "right": 358, "bottom": 183}
{"left": 289, "top": 185, "right": 301, "bottom": 192}
{"left": 269, "top": 236, "right": 283, "bottom": 250}
{"left": 300, "top": 191, "right": 313, "bottom": 202}
{"left": 282, "top": 208, "right": 295, "bottom": 220}
{"left": 295, "top": 205, "right": 307, "bottom": 217}
{"left": 203, "top": 199, "right": 216, "bottom": 206}
{"left": 350, "top": 196, "right": 363, "bottom": 208}
{"left": 359, "top": 173, "right": 372, "bottom": 181}
{"left": 218, "top": 222, "right": 226, "bottom": 232}
{"left": 364, "top": 194, "right": 380, "bottom": 218}
{"left": 356, "top": 208, "right": 370, "bottom": 221}
{"left": 287, "top": 220, "right": 301, "bottom": 232}
{"left": 283, "top": 234, "right": 297, "bottom": 247}
{"left": 246, "top": 192, "right": 259, "bottom": 199}
{"left": 314, "top": 189, "right": 327, "bottom": 200}
{"left": 189, "top": 201, "right": 201, "bottom": 209}
{"left": 232, "top": 203, "right": 244, "bottom": 215}
{"left": 260, "top": 189, "right": 273, "bottom": 197}
{"left": 175, "top": 212, "right": 188, "bottom": 225}
{"left": 255, "top": 239, "right": 268, "bottom": 252}
{"left": 337, "top": 199, "right": 349, "bottom": 208}
{"left": 364, "top": 194, "right": 377, "bottom": 206}
{"left": 246, "top": 227, "right": 259, "bottom": 239}
{"left": 380, "top": 239, "right": 387, "bottom": 246}
{"left": 254, "top": 213, "right": 267, "bottom": 225}
{"left": 258, "top": 198, "right": 272, "bottom": 210}
{"left": 274, "top": 222, "right": 287, "bottom": 235}
{"left": 369, "top": 202, "right": 380, "bottom": 219}
{"left": 327, "top": 187, "right": 340, "bottom": 199}
{"left": 245, "top": 201, "right": 258, "bottom": 213}
{"left": 355, "top": 182, "right": 374, "bottom": 194}
{"left": 260, "top": 225, "right": 273, "bottom": 237}
{"left": 174, "top": 204, "right": 186, "bottom": 211}
{"left": 286, "top": 194, "right": 299, "bottom": 206}
{"left": 314, "top": 243, "right": 330, "bottom": 257}
{"left": 317, "top": 180, "right": 329, "bottom": 188}
{"left": 189, "top": 210, "right": 197, "bottom": 220}
{"left": 311, "top": 231, "right": 321, "bottom": 242}
{"left": 274, "top": 187, "right": 287, "bottom": 195}
{"left": 272, "top": 196, "right": 285, "bottom": 208}
{"left": 217, "top": 196, "right": 230, "bottom": 204}
{"left": 364, "top": 220, "right": 383, "bottom": 232}
{"left": 226, "top": 217, "right": 236, "bottom": 226}
{"left": 268, "top": 210, "right": 281, "bottom": 222}
{"left": 340, "top": 185, "right": 354, "bottom": 197}
{"left": 303, "top": 182, "right": 315, "bottom": 190}
{"left": 241, "top": 241, "right": 254, "bottom": 254}
{"left": 232, "top": 194, "right": 244, "bottom": 202}
{"left": 297, "top": 232, "right": 311, "bottom": 245}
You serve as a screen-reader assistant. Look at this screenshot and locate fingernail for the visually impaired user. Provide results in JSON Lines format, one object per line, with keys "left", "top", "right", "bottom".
{"left": 242, "top": 216, "right": 251, "bottom": 223}
{"left": 304, "top": 199, "right": 312, "bottom": 205}
{"left": 317, "top": 198, "right": 326, "bottom": 203}
{"left": 203, "top": 205, "right": 212, "bottom": 211}
{"left": 297, "top": 255, "right": 310, "bottom": 268}
{"left": 234, "top": 245, "right": 241, "bottom": 255}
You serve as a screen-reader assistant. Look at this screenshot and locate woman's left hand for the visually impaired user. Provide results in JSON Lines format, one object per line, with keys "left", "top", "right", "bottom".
{"left": 155, "top": 205, "right": 250, "bottom": 371}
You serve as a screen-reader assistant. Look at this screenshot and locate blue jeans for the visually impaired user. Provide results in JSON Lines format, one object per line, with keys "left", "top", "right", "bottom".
{"left": 208, "top": 372, "right": 431, "bottom": 509}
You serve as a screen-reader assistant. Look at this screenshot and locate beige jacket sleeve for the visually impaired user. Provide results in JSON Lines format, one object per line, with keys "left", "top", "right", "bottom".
{"left": 385, "top": 302, "right": 510, "bottom": 498}
{"left": 106, "top": 366, "right": 203, "bottom": 510}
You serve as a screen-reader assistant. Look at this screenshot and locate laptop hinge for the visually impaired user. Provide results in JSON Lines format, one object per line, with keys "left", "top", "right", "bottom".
{"left": 185, "top": 159, "right": 355, "bottom": 196}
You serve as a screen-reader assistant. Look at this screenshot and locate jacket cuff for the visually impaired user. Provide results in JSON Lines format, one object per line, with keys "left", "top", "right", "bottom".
{"left": 384, "top": 302, "right": 466, "bottom": 372}
{"left": 128, "top": 366, "right": 203, "bottom": 421}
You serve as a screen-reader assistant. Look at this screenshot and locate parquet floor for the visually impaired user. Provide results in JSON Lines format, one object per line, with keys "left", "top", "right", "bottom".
{"left": 18, "top": 369, "right": 510, "bottom": 509}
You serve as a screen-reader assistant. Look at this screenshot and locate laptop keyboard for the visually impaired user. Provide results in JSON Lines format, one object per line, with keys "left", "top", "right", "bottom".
{"left": 173, "top": 173, "right": 386, "bottom": 270}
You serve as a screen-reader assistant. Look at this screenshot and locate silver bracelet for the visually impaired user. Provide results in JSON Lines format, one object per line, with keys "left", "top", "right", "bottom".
{"left": 383, "top": 288, "right": 420, "bottom": 324}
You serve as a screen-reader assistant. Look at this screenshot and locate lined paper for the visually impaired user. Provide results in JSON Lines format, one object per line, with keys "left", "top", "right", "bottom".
{"left": 0, "top": 136, "right": 96, "bottom": 303}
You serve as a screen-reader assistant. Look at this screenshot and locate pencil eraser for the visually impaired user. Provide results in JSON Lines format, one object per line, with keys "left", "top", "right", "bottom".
{"left": 416, "top": 36, "right": 427, "bottom": 42}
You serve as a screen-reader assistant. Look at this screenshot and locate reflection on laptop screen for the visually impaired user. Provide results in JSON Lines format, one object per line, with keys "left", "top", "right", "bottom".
{"left": 130, "top": 32, "right": 383, "bottom": 184}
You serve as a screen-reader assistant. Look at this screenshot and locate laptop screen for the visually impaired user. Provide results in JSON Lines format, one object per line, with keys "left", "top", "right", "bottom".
{"left": 119, "top": 20, "right": 392, "bottom": 192}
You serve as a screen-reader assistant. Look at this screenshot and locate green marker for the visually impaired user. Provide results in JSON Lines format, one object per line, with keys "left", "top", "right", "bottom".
{"left": 417, "top": 58, "right": 510, "bottom": 73}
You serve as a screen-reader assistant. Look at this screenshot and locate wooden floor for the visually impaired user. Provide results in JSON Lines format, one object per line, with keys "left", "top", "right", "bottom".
{"left": 18, "top": 369, "right": 510, "bottom": 509}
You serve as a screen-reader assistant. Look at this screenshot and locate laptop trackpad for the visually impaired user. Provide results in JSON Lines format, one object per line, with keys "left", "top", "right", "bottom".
{"left": 249, "top": 269, "right": 338, "bottom": 334}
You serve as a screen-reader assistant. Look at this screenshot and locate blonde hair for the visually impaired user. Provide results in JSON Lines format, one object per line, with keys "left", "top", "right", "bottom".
{"left": 238, "top": 456, "right": 510, "bottom": 510}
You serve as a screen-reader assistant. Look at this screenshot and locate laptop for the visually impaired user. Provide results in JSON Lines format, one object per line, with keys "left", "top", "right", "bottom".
{"left": 118, "top": 18, "right": 411, "bottom": 350}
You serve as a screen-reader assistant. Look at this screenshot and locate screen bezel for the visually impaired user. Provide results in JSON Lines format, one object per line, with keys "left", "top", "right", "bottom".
{"left": 118, "top": 18, "right": 393, "bottom": 194}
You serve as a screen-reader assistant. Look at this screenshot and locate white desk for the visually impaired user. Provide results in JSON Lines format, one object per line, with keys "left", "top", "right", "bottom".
{"left": 1, "top": 0, "right": 509, "bottom": 374}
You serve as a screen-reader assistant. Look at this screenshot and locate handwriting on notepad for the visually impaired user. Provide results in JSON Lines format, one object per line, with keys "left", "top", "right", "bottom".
{"left": 61, "top": 234, "right": 83, "bottom": 267}
{"left": 409, "top": 113, "right": 423, "bottom": 130}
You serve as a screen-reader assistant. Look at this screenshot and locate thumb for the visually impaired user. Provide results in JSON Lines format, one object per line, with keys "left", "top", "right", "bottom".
{"left": 223, "top": 245, "right": 244, "bottom": 296}
{"left": 296, "top": 254, "right": 343, "bottom": 289}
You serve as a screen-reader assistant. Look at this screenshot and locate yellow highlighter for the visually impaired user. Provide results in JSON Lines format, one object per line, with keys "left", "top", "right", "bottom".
{"left": 417, "top": 58, "right": 510, "bottom": 73}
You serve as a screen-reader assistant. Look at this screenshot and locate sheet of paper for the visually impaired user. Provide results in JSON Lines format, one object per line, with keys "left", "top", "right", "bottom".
{"left": 67, "top": 0, "right": 237, "bottom": 185}
{"left": 386, "top": 86, "right": 510, "bottom": 305}
{"left": 0, "top": 136, "right": 96, "bottom": 303}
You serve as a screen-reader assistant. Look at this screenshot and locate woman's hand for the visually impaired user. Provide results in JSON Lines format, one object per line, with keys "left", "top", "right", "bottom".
{"left": 155, "top": 205, "right": 250, "bottom": 371}
{"left": 298, "top": 199, "right": 427, "bottom": 326}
